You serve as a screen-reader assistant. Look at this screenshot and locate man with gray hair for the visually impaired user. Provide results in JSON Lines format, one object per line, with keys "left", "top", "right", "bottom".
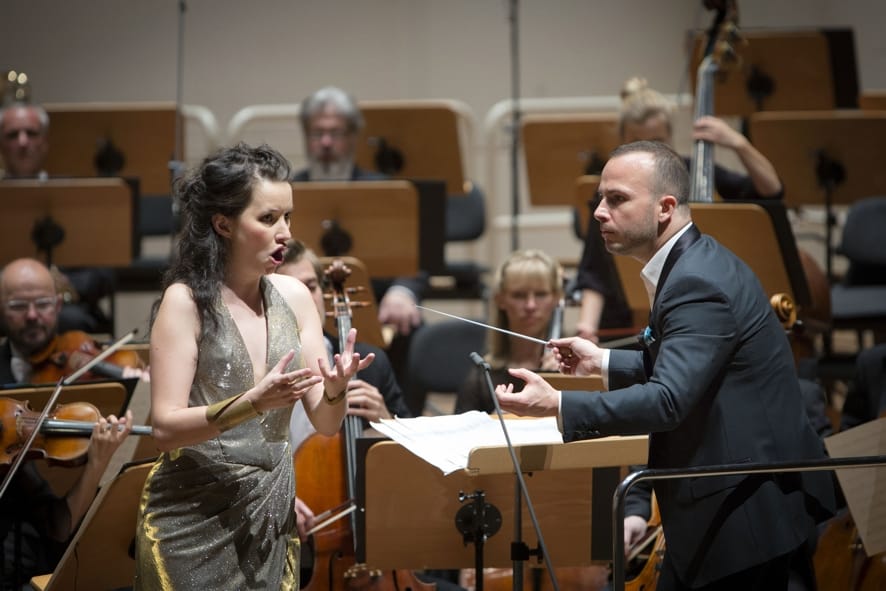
{"left": 0, "top": 101, "right": 49, "bottom": 180}
{"left": 292, "top": 86, "right": 384, "bottom": 183}
{"left": 292, "top": 86, "right": 425, "bottom": 365}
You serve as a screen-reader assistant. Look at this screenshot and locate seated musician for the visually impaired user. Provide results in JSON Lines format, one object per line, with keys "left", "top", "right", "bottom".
{"left": 291, "top": 86, "right": 428, "bottom": 383}
{"left": 455, "top": 249, "right": 564, "bottom": 414}
{"left": 276, "top": 242, "right": 411, "bottom": 532}
{"left": 278, "top": 243, "right": 465, "bottom": 591}
{"left": 0, "top": 101, "right": 115, "bottom": 334}
{"left": 575, "top": 77, "right": 784, "bottom": 342}
{"left": 0, "top": 257, "right": 147, "bottom": 386}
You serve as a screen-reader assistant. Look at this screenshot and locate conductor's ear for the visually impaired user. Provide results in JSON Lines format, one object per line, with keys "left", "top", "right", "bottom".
{"left": 212, "top": 214, "right": 232, "bottom": 238}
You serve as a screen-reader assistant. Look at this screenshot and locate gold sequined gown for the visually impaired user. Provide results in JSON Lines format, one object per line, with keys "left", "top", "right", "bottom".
{"left": 135, "top": 278, "right": 301, "bottom": 590}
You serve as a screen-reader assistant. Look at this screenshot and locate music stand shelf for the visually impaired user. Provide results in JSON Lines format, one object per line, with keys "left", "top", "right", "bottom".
{"left": 362, "top": 435, "right": 647, "bottom": 570}
{"left": 355, "top": 100, "right": 470, "bottom": 195}
{"left": 0, "top": 178, "right": 135, "bottom": 267}
{"left": 688, "top": 28, "right": 859, "bottom": 115}
{"left": 42, "top": 101, "right": 182, "bottom": 197}
{"left": 521, "top": 113, "right": 620, "bottom": 207}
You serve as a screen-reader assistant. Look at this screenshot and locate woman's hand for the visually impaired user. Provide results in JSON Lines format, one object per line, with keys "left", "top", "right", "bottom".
{"left": 251, "top": 350, "right": 322, "bottom": 413}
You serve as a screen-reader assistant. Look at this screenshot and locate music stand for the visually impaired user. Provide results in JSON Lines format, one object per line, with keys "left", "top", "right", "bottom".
{"left": 291, "top": 180, "right": 426, "bottom": 278}
{"left": 31, "top": 458, "right": 154, "bottom": 591}
{"left": 359, "top": 435, "right": 648, "bottom": 571}
{"left": 0, "top": 178, "right": 136, "bottom": 267}
{"left": 688, "top": 28, "right": 859, "bottom": 115}
{"left": 42, "top": 102, "right": 182, "bottom": 197}
{"left": 613, "top": 202, "right": 812, "bottom": 325}
{"left": 749, "top": 110, "right": 886, "bottom": 280}
{"left": 318, "top": 255, "right": 386, "bottom": 350}
{"left": 354, "top": 100, "right": 470, "bottom": 195}
{"left": 573, "top": 175, "right": 601, "bottom": 239}
{"left": 521, "top": 113, "right": 620, "bottom": 207}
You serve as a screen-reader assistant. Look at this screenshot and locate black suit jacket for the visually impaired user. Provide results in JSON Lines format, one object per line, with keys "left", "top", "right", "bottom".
{"left": 0, "top": 340, "right": 16, "bottom": 386}
{"left": 562, "top": 230, "right": 833, "bottom": 586}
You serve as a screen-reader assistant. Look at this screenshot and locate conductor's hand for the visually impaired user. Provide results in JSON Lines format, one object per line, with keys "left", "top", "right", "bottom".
{"left": 378, "top": 288, "right": 420, "bottom": 336}
{"left": 548, "top": 336, "right": 604, "bottom": 376}
{"left": 495, "top": 368, "right": 560, "bottom": 418}
{"left": 251, "top": 350, "right": 322, "bottom": 413}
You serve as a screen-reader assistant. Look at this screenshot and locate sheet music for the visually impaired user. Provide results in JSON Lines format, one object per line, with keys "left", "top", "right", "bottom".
{"left": 823, "top": 416, "right": 886, "bottom": 556}
{"left": 370, "top": 411, "right": 564, "bottom": 475}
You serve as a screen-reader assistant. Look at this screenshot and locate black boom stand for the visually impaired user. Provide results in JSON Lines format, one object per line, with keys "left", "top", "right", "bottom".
{"left": 461, "top": 352, "right": 560, "bottom": 591}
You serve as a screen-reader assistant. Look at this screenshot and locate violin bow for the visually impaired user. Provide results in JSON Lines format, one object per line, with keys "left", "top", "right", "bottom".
{"left": 0, "top": 329, "right": 138, "bottom": 502}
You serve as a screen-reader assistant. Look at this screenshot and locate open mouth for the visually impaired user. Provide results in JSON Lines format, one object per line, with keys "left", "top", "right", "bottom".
{"left": 270, "top": 246, "right": 286, "bottom": 264}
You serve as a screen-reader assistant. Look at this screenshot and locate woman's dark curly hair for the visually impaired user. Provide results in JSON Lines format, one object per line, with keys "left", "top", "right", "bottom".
{"left": 155, "top": 142, "right": 292, "bottom": 340}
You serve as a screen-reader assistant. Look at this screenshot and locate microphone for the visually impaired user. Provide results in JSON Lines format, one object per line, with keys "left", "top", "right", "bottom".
{"left": 469, "top": 351, "right": 489, "bottom": 370}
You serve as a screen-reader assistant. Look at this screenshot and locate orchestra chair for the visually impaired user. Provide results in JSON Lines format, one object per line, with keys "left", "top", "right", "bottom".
{"left": 402, "top": 318, "right": 486, "bottom": 417}
{"left": 829, "top": 195, "right": 886, "bottom": 348}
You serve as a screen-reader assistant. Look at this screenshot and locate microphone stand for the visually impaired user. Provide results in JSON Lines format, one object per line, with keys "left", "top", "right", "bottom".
{"left": 470, "top": 352, "right": 560, "bottom": 591}
{"left": 507, "top": 0, "right": 521, "bottom": 251}
{"left": 169, "top": 0, "right": 188, "bottom": 237}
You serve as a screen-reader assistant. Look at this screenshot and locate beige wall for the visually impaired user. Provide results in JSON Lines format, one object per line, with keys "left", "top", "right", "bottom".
{"left": 3, "top": 0, "right": 884, "bottom": 267}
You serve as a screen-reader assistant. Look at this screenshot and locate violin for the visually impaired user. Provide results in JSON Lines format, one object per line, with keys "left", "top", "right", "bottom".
{"left": 28, "top": 330, "right": 145, "bottom": 384}
{"left": 295, "top": 259, "right": 435, "bottom": 591}
{"left": 0, "top": 397, "right": 152, "bottom": 469}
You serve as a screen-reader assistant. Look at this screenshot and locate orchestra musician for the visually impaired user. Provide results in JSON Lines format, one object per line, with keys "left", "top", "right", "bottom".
{"left": 0, "top": 257, "right": 147, "bottom": 386}
{"left": 574, "top": 77, "right": 784, "bottom": 343}
{"left": 495, "top": 141, "right": 834, "bottom": 591}
{"left": 0, "top": 101, "right": 116, "bottom": 335}
{"left": 291, "top": 86, "right": 429, "bottom": 386}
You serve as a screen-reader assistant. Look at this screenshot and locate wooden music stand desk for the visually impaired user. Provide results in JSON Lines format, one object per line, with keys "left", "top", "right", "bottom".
{"left": 354, "top": 100, "right": 469, "bottom": 195}
{"left": 291, "top": 180, "right": 419, "bottom": 278}
{"left": 319, "top": 255, "right": 386, "bottom": 350}
{"left": 42, "top": 101, "right": 182, "bottom": 197}
{"left": 614, "top": 202, "right": 812, "bottom": 325}
{"left": 750, "top": 111, "right": 886, "bottom": 280}
{"left": 32, "top": 458, "right": 155, "bottom": 591}
{"left": 688, "top": 29, "right": 859, "bottom": 116}
{"left": 362, "top": 434, "right": 647, "bottom": 570}
{"left": 0, "top": 178, "right": 135, "bottom": 267}
{"left": 522, "top": 113, "right": 620, "bottom": 207}
{"left": 749, "top": 111, "right": 886, "bottom": 208}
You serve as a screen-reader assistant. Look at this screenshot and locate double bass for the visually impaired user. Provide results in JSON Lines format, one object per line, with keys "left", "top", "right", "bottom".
{"left": 294, "top": 259, "right": 434, "bottom": 591}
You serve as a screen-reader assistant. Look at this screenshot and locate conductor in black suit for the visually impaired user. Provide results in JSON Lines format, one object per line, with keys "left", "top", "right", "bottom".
{"left": 495, "top": 141, "right": 833, "bottom": 590}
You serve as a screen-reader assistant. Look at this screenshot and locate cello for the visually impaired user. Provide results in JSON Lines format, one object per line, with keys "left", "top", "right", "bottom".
{"left": 294, "top": 259, "right": 435, "bottom": 591}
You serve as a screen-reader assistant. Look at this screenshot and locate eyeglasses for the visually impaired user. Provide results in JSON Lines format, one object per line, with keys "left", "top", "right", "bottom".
{"left": 307, "top": 128, "right": 350, "bottom": 141}
{"left": 3, "top": 296, "right": 57, "bottom": 314}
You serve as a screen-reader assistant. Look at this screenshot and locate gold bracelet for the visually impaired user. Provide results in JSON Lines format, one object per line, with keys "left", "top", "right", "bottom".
{"left": 205, "top": 393, "right": 262, "bottom": 432}
{"left": 322, "top": 387, "right": 347, "bottom": 405}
